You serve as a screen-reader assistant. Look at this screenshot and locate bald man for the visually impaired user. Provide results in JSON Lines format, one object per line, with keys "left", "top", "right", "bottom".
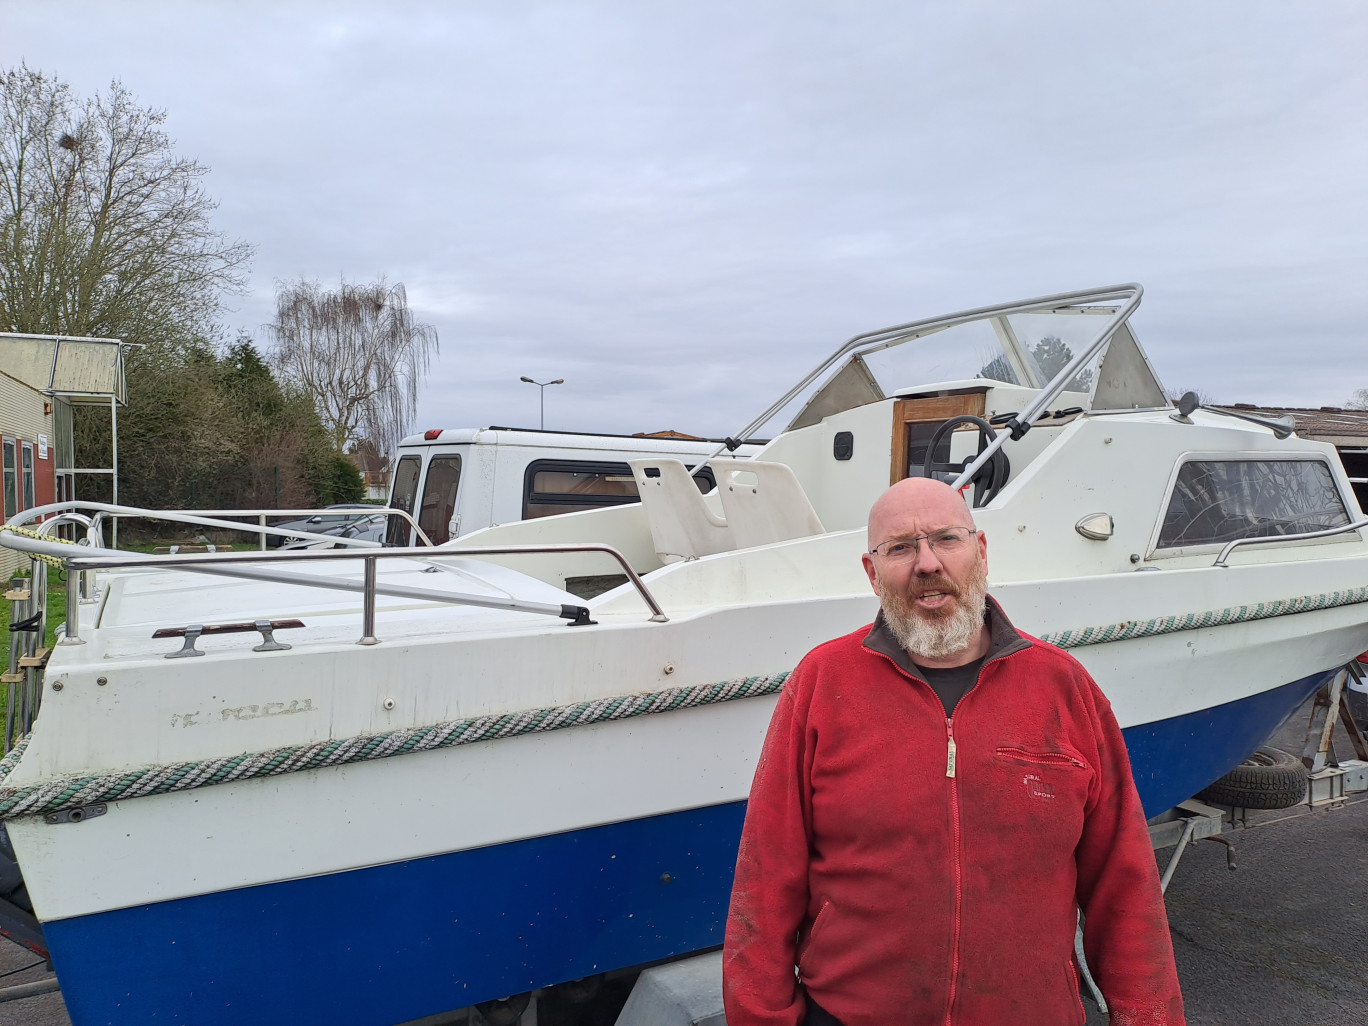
{"left": 723, "top": 478, "right": 1184, "bottom": 1026}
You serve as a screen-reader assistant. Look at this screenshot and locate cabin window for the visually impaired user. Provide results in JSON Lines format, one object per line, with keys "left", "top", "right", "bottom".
{"left": 2, "top": 440, "right": 16, "bottom": 516}
{"left": 1156, "top": 458, "right": 1350, "bottom": 550}
{"left": 523, "top": 460, "right": 716, "bottom": 519}
{"left": 417, "top": 455, "right": 463, "bottom": 546}
{"left": 386, "top": 455, "right": 423, "bottom": 546}
{"left": 21, "top": 443, "right": 34, "bottom": 510}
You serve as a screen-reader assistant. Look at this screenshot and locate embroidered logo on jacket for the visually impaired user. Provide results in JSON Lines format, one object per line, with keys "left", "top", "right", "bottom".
{"left": 1023, "top": 773, "right": 1055, "bottom": 799}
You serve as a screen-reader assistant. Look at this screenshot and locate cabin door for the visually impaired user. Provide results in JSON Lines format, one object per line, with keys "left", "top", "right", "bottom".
{"left": 889, "top": 394, "right": 986, "bottom": 485}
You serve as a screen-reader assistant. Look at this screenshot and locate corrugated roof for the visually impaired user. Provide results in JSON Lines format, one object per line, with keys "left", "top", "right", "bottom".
{"left": 1215, "top": 404, "right": 1368, "bottom": 445}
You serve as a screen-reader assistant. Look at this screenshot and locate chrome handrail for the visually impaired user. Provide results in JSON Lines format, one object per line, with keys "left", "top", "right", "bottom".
{"left": 1213, "top": 517, "right": 1368, "bottom": 567}
{"left": 60, "top": 543, "right": 668, "bottom": 621}
{"left": 0, "top": 531, "right": 670, "bottom": 646}
{"left": 3, "top": 500, "right": 434, "bottom": 549}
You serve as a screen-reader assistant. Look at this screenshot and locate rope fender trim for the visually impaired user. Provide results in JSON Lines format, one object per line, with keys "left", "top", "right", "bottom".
{"left": 1037, "top": 585, "right": 1368, "bottom": 649}
{"left": 1, "top": 583, "right": 1365, "bottom": 820}
{"left": 0, "top": 671, "right": 792, "bottom": 820}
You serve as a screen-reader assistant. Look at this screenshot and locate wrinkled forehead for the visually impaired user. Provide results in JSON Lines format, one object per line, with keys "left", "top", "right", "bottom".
{"left": 867, "top": 486, "right": 975, "bottom": 545}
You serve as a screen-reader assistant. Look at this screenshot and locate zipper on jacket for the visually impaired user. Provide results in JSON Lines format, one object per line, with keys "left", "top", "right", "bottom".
{"left": 994, "top": 746, "right": 1087, "bottom": 769}
{"left": 944, "top": 717, "right": 962, "bottom": 1025}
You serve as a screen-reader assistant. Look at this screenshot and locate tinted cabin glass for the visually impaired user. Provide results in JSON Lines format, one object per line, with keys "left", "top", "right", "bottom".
{"left": 418, "top": 456, "right": 463, "bottom": 546}
{"left": 1157, "top": 459, "right": 1350, "bottom": 549}
{"left": 523, "top": 460, "right": 714, "bottom": 519}
{"left": 386, "top": 455, "right": 422, "bottom": 546}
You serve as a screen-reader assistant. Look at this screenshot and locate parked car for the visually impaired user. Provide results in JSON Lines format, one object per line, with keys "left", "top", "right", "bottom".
{"left": 279, "top": 512, "right": 388, "bottom": 550}
{"left": 266, "top": 504, "right": 381, "bottom": 547}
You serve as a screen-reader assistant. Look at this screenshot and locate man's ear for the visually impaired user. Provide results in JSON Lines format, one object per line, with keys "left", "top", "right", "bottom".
{"left": 862, "top": 552, "right": 882, "bottom": 596}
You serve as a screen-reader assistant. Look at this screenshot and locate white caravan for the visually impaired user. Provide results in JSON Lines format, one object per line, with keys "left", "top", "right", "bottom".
{"left": 385, "top": 427, "right": 761, "bottom": 550}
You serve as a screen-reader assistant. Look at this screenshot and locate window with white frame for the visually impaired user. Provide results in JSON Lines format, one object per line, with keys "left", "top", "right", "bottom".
{"left": 1157, "top": 458, "right": 1350, "bottom": 549}
{"left": 20, "top": 442, "right": 34, "bottom": 511}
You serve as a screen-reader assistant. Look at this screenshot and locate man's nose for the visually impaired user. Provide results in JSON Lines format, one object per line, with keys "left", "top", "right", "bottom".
{"left": 911, "top": 540, "right": 944, "bottom": 573}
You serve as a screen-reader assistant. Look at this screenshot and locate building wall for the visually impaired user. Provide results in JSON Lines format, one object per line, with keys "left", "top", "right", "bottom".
{"left": 0, "top": 372, "right": 57, "bottom": 578}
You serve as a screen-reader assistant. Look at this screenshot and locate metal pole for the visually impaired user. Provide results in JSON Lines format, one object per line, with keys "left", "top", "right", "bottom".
{"left": 2, "top": 581, "right": 16, "bottom": 752}
{"left": 358, "top": 555, "right": 380, "bottom": 645}
{"left": 520, "top": 377, "right": 562, "bottom": 430}
{"left": 110, "top": 395, "right": 119, "bottom": 551}
{"left": 1159, "top": 818, "right": 1198, "bottom": 893}
{"left": 61, "top": 575, "right": 83, "bottom": 645}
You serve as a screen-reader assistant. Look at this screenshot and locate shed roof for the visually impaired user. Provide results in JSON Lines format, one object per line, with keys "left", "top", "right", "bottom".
{"left": 1215, "top": 404, "right": 1368, "bottom": 446}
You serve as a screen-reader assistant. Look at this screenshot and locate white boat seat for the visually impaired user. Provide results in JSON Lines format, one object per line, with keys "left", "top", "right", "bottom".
{"left": 710, "top": 460, "right": 825, "bottom": 549}
{"left": 627, "top": 458, "right": 735, "bottom": 563}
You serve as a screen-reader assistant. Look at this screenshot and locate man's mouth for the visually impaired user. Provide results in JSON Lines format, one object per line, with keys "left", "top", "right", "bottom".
{"left": 909, "top": 579, "right": 959, "bottom": 611}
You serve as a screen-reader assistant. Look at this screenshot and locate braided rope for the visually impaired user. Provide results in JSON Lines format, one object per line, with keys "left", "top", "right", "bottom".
{"left": 2, "top": 584, "right": 1366, "bottom": 820}
{"left": 0, "top": 735, "right": 29, "bottom": 781}
{"left": 0, "top": 671, "right": 791, "bottom": 820}
{"left": 1039, "top": 586, "right": 1368, "bottom": 649}
{"left": 0, "top": 523, "right": 77, "bottom": 568}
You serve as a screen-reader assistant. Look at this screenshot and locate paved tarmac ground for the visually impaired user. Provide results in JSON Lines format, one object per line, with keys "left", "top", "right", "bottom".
{"left": 1, "top": 698, "right": 1364, "bottom": 1026}
{"left": 1085, "top": 699, "right": 1368, "bottom": 1026}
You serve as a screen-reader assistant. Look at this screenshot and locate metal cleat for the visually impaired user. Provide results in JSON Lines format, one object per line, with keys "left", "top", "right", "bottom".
{"left": 252, "top": 619, "right": 292, "bottom": 652}
{"left": 167, "top": 625, "right": 206, "bottom": 659}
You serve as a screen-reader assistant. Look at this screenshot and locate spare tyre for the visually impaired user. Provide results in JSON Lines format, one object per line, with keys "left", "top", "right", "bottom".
{"left": 1196, "top": 746, "right": 1307, "bottom": 809}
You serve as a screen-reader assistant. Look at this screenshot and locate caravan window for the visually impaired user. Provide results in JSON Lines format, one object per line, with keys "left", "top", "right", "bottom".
{"left": 418, "top": 456, "right": 463, "bottom": 546}
{"left": 1157, "top": 458, "right": 1350, "bottom": 550}
{"left": 386, "top": 455, "right": 422, "bottom": 546}
{"left": 523, "top": 460, "right": 716, "bottom": 519}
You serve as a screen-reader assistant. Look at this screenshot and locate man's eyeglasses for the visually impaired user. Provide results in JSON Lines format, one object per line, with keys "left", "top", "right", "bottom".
{"left": 869, "top": 527, "right": 978, "bottom": 563}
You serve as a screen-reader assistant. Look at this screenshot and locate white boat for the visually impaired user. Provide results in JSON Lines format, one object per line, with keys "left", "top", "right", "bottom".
{"left": 1, "top": 284, "right": 1365, "bottom": 1026}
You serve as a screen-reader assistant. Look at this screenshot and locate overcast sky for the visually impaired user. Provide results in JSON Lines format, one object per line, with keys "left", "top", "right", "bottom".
{"left": 3, "top": 2, "right": 1366, "bottom": 439}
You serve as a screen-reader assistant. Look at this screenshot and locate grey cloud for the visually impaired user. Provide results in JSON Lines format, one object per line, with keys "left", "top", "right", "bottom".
{"left": 3, "top": 1, "right": 1365, "bottom": 438}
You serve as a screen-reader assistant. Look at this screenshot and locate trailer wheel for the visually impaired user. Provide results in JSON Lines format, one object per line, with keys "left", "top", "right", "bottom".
{"left": 475, "top": 993, "right": 530, "bottom": 1025}
{"left": 1196, "top": 747, "right": 1306, "bottom": 809}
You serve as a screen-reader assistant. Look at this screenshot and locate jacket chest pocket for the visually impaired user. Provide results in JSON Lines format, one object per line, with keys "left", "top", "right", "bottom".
{"left": 989, "top": 747, "right": 1093, "bottom": 834}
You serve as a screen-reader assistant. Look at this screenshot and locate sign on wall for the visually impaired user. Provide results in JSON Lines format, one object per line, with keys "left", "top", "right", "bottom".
{"left": 37, "top": 434, "right": 48, "bottom": 459}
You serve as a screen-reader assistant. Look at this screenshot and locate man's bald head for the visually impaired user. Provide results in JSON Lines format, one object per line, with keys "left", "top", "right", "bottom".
{"left": 867, "top": 477, "right": 976, "bottom": 550}
{"left": 862, "top": 476, "right": 990, "bottom": 666}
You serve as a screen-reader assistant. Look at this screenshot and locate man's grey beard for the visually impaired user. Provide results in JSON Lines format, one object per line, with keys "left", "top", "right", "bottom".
{"left": 880, "top": 562, "right": 989, "bottom": 661}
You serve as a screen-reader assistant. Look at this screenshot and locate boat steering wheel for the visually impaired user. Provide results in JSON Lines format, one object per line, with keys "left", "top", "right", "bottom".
{"left": 922, "top": 415, "right": 1011, "bottom": 508}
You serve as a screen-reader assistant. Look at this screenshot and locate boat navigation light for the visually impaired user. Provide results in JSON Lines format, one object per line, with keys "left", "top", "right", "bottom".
{"left": 1075, "top": 513, "right": 1115, "bottom": 541}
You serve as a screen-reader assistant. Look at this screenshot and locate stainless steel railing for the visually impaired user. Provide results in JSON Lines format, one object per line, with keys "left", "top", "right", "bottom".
{"left": 51, "top": 544, "right": 667, "bottom": 646}
{"left": 1213, "top": 517, "right": 1368, "bottom": 567}
{"left": 13, "top": 500, "right": 434, "bottom": 550}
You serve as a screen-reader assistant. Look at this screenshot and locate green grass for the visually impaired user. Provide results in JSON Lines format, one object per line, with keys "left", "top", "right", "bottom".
{"left": 0, "top": 574, "right": 68, "bottom": 673}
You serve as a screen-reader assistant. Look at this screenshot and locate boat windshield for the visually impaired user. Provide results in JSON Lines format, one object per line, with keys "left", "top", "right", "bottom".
{"left": 733, "top": 286, "right": 1160, "bottom": 442}
{"left": 857, "top": 310, "right": 1114, "bottom": 396}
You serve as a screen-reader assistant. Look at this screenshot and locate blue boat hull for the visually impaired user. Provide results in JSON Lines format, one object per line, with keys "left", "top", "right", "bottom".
{"left": 44, "top": 670, "right": 1329, "bottom": 1026}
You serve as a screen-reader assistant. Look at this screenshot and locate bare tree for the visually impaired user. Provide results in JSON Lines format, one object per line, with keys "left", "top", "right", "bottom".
{"left": 1347, "top": 389, "right": 1368, "bottom": 410}
{"left": 267, "top": 277, "right": 438, "bottom": 455}
{"left": 1166, "top": 385, "right": 1218, "bottom": 406}
{"left": 0, "top": 64, "right": 251, "bottom": 345}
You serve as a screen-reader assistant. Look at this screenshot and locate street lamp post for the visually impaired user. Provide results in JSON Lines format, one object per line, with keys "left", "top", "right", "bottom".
{"left": 519, "top": 376, "right": 563, "bottom": 430}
